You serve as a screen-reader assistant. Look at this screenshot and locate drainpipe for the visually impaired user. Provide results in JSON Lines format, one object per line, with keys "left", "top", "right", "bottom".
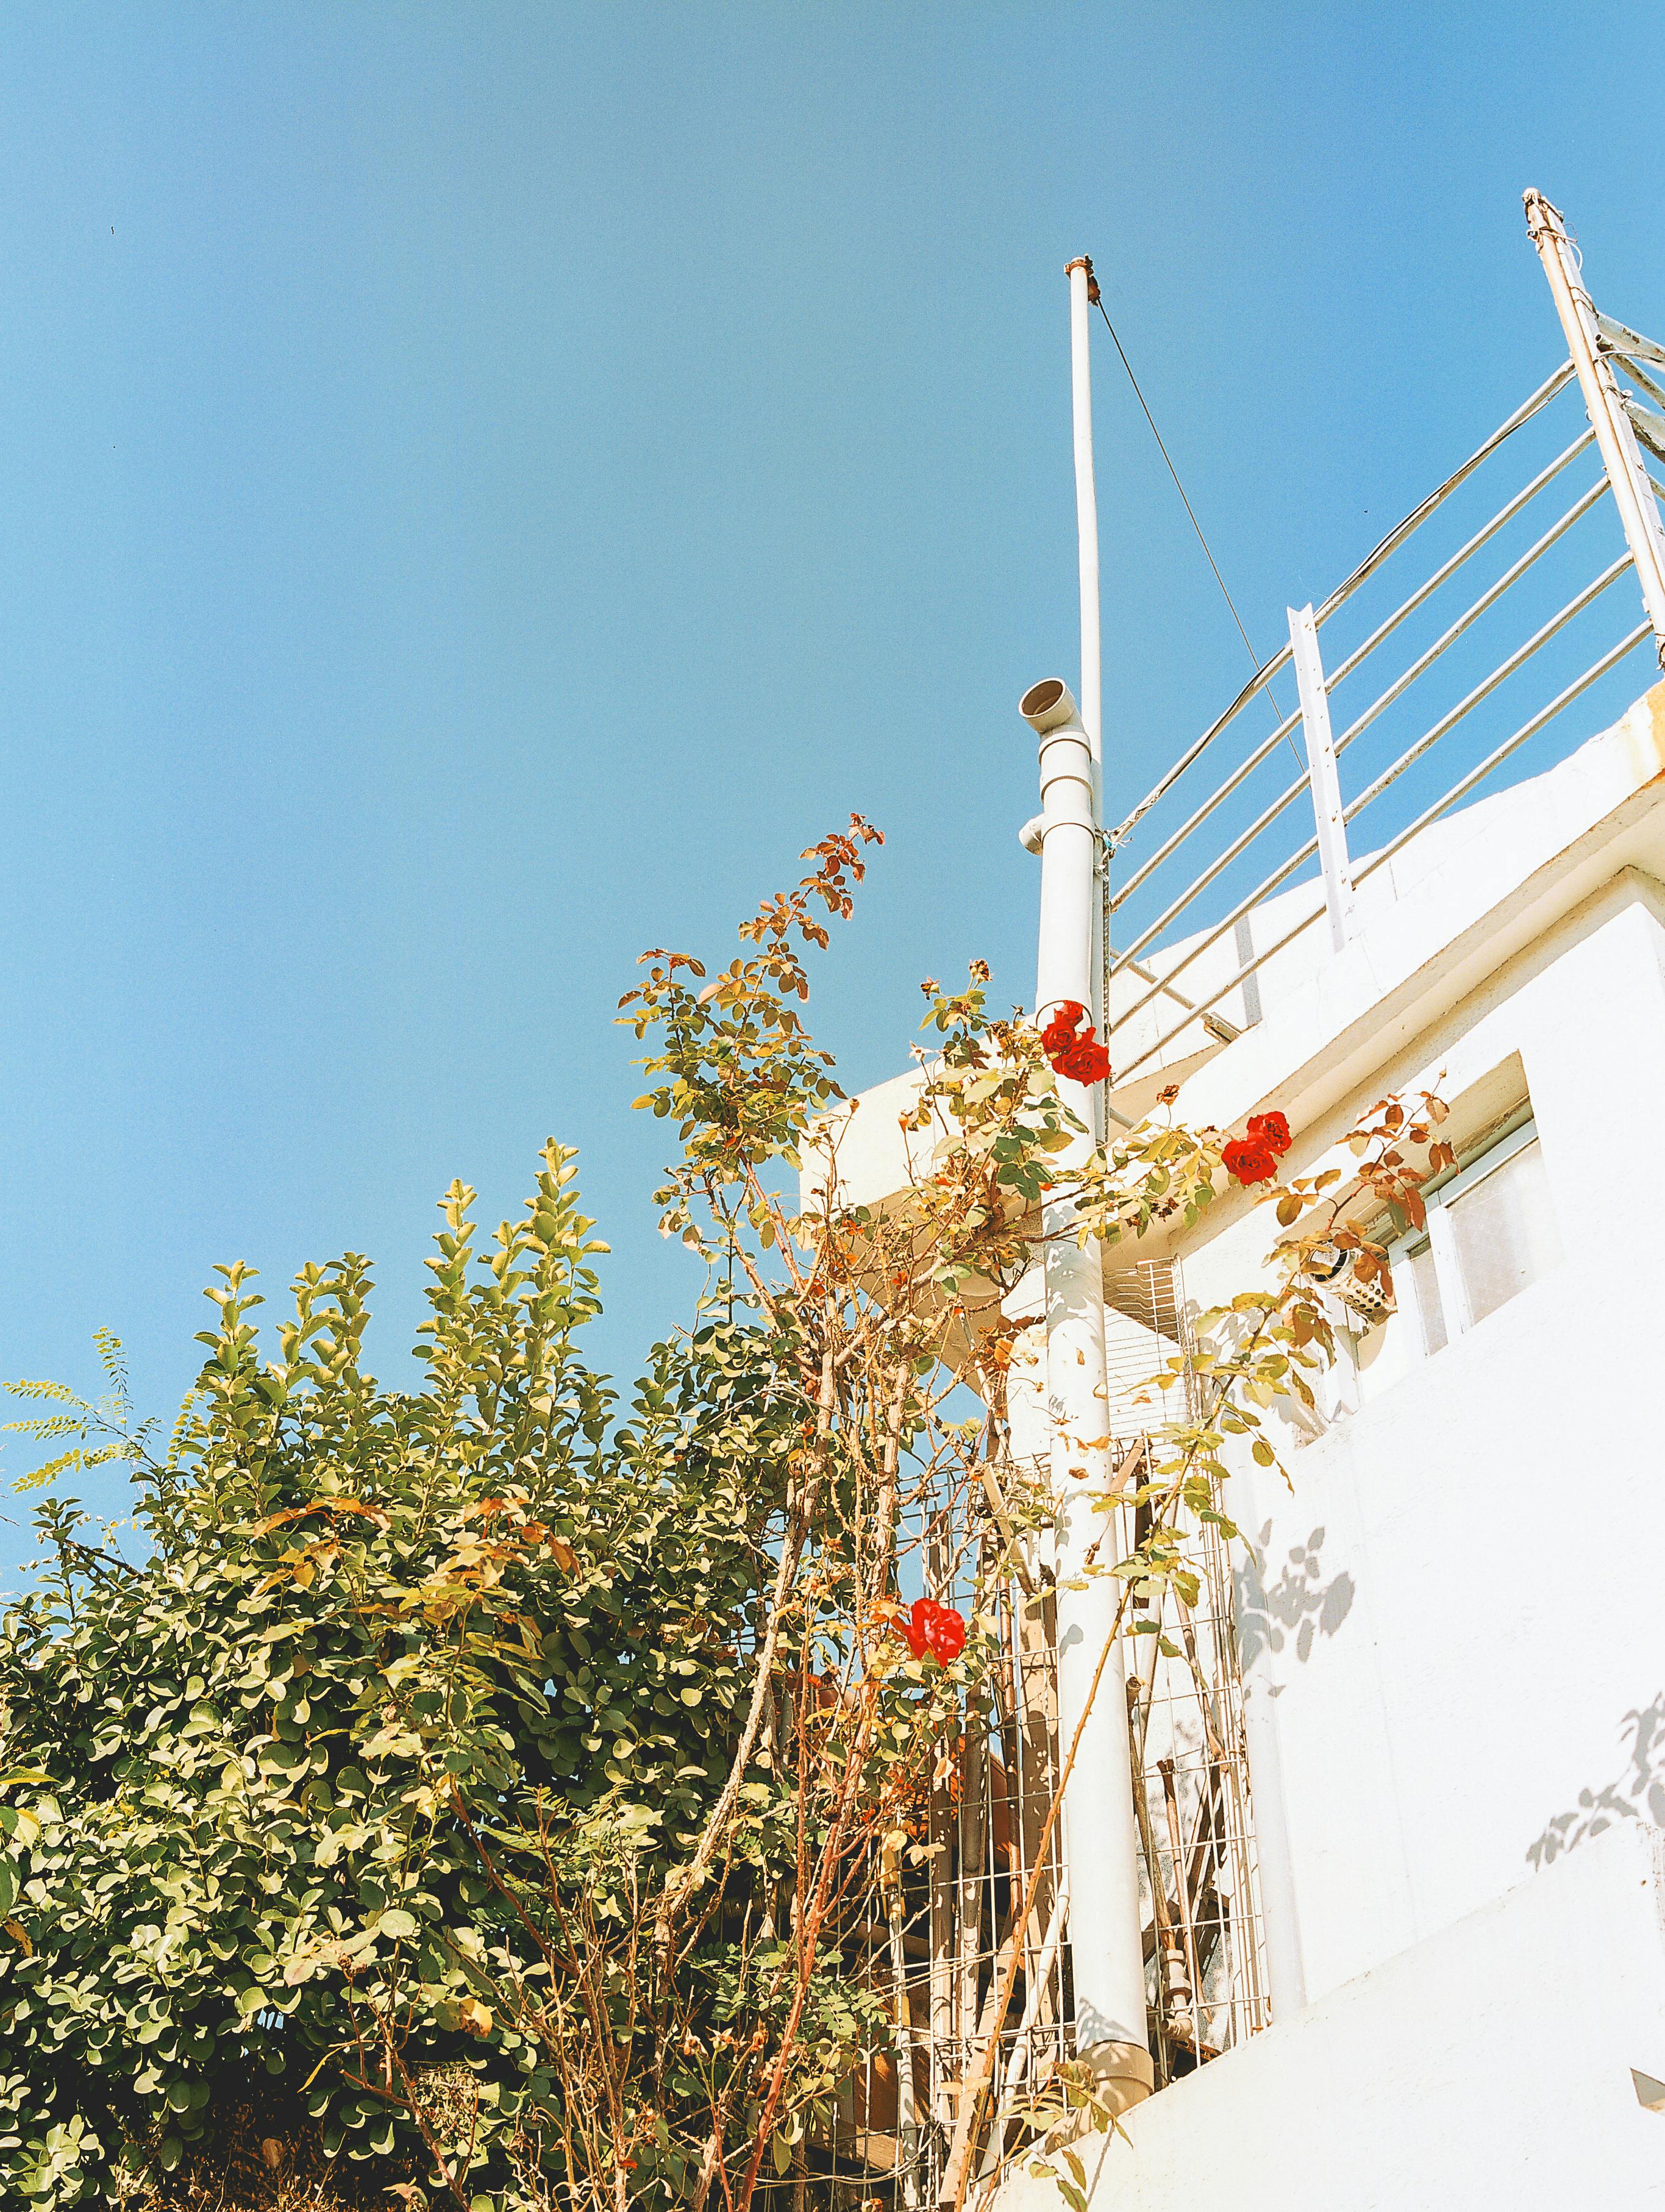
{"left": 1525, "top": 190, "right": 1665, "bottom": 661}
{"left": 1020, "top": 674, "right": 1149, "bottom": 2107}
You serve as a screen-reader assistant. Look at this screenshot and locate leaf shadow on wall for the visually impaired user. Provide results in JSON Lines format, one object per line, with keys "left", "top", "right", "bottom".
{"left": 1233, "top": 1521, "right": 1356, "bottom": 1672}
{"left": 1526, "top": 1693, "right": 1665, "bottom": 1870}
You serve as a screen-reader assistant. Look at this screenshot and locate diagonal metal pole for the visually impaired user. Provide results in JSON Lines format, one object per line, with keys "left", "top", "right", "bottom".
{"left": 1525, "top": 190, "right": 1665, "bottom": 662}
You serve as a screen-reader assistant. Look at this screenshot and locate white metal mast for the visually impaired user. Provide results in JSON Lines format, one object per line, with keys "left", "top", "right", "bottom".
{"left": 1014, "top": 253, "right": 1152, "bottom": 2112}
{"left": 1525, "top": 190, "right": 1665, "bottom": 662}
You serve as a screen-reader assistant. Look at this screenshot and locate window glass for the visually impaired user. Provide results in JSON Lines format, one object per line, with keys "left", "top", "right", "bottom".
{"left": 1403, "top": 1238, "right": 1448, "bottom": 1355}
{"left": 1446, "top": 1135, "right": 1560, "bottom": 1327}
{"left": 1364, "top": 1116, "right": 1560, "bottom": 1400}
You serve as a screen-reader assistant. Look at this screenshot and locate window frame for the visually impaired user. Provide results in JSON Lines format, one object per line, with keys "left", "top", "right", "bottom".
{"left": 1386, "top": 1111, "right": 1550, "bottom": 1351}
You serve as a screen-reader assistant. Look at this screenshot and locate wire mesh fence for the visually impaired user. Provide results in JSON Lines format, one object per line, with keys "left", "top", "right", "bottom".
{"left": 766, "top": 1259, "right": 1265, "bottom": 2211}
{"left": 1107, "top": 1260, "right": 1269, "bottom": 2090}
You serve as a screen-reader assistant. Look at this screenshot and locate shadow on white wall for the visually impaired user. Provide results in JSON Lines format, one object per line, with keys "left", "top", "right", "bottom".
{"left": 1235, "top": 1521, "right": 1357, "bottom": 1671}
{"left": 1527, "top": 1693, "right": 1665, "bottom": 1869}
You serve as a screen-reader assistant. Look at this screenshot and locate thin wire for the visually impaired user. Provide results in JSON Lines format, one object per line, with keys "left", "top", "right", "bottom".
{"left": 1096, "top": 294, "right": 1303, "bottom": 770}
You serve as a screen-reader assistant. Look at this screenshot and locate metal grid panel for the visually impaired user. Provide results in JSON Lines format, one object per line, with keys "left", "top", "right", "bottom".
{"left": 1105, "top": 1261, "right": 1270, "bottom": 2086}
{"left": 802, "top": 1550, "right": 1070, "bottom": 2208}
{"left": 783, "top": 1260, "right": 1267, "bottom": 2210}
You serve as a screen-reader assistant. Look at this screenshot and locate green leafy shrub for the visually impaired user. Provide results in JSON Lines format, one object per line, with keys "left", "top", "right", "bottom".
{"left": 0, "top": 1143, "right": 790, "bottom": 2205}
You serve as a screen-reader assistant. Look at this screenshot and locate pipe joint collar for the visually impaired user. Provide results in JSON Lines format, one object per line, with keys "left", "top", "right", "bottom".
{"left": 1073, "top": 2038, "right": 1155, "bottom": 2113}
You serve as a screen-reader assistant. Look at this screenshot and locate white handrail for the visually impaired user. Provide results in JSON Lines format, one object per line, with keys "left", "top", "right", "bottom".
{"left": 1106, "top": 460, "right": 1605, "bottom": 918}
{"left": 1096, "top": 207, "right": 1665, "bottom": 1098}
{"left": 1107, "top": 554, "right": 1635, "bottom": 1034}
{"left": 1107, "top": 618, "right": 1648, "bottom": 1085}
{"left": 1107, "top": 361, "right": 1576, "bottom": 849}
{"left": 1327, "top": 478, "right": 1608, "bottom": 758}
{"left": 1323, "top": 428, "right": 1596, "bottom": 697}
{"left": 1337, "top": 557, "right": 1634, "bottom": 823}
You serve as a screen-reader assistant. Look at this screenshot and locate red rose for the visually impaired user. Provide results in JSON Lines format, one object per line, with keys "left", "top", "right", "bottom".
{"left": 1247, "top": 1110, "right": 1291, "bottom": 1155}
{"left": 1222, "top": 1136, "right": 1280, "bottom": 1185}
{"left": 901, "top": 1597, "right": 966, "bottom": 1665}
{"left": 1039, "top": 1001, "right": 1088, "bottom": 1056}
{"left": 924, "top": 1604, "right": 966, "bottom": 1663}
{"left": 1040, "top": 1001, "right": 1110, "bottom": 1085}
{"left": 1055, "top": 1036, "right": 1111, "bottom": 1085}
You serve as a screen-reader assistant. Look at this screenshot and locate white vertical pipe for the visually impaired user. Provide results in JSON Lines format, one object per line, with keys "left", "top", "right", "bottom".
{"left": 1288, "top": 603, "right": 1357, "bottom": 954}
{"left": 1021, "top": 677, "right": 1149, "bottom": 2108}
{"left": 1525, "top": 190, "right": 1665, "bottom": 661}
{"left": 1015, "top": 254, "right": 1151, "bottom": 2111}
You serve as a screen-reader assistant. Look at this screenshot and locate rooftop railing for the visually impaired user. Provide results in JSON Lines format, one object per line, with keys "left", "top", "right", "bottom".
{"left": 1101, "top": 199, "right": 1665, "bottom": 1090}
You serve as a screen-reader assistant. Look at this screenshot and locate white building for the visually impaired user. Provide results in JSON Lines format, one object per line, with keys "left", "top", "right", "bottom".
{"left": 816, "top": 200, "right": 1665, "bottom": 2204}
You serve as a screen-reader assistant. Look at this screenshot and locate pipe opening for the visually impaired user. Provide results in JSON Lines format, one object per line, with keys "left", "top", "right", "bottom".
{"left": 1021, "top": 678, "right": 1068, "bottom": 720}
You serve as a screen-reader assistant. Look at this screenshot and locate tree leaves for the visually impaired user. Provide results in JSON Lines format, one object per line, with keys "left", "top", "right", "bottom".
{"left": 0, "top": 1149, "right": 782, "bottom": 2207}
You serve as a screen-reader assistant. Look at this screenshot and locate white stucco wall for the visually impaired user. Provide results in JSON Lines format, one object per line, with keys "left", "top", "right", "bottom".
{"left": 996, "top": 1820, "right": 1665, "bottom": 2211}
{"left": 1190, "top": 872, "right": 1665, "bottom": 2002}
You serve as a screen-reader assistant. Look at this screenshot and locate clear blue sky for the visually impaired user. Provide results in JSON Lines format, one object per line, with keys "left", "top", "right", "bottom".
{"left": 1, "top": 2, "right": 1660, "bottom": 1571}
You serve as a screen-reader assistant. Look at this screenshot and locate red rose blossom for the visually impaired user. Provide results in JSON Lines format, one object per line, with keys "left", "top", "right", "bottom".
{"left": 924, "top": 1604, "right": 966, "bottom": 1663}
{"left": 1039, "top": 1001, "right": 1088, "bottom": 1056}
{"left": 1040, "top": 1001, "right": 1111, "bottom": 1086}
{"left": 902, "top": 1597, "right": 966, "bottom": 1665}
{"left": 1222, "top": 1136, "right": 1280, "bottom": 1185}
{"left": 1055, "top": 1036, "right": 1111, "bottom": 1085}
{"left": 1246, "top": 1110, "right": 1291, "bottom": 1155}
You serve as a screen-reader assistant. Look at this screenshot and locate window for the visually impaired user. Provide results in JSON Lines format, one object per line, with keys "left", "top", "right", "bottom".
{"left": 1390, "top": 1116, "right": 1561, "bottom": 1358}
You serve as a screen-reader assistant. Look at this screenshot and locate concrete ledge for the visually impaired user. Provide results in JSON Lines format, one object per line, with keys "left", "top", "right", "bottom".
{"left": 993, "top": 1821, "right": 1665, "bottom": 2211}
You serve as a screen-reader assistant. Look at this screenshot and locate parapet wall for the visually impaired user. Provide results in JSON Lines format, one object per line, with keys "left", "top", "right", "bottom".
{"left": 994, "top": 1820, "right": 1665, "bottom": 2211}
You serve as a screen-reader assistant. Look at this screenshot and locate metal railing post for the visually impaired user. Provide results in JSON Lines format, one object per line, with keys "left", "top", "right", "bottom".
{"left": 1288, "top": 604, "right": 1358, "bottom": 953}
{"left": 1525, "top": 189, "right": 1665, "bottom": 662}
